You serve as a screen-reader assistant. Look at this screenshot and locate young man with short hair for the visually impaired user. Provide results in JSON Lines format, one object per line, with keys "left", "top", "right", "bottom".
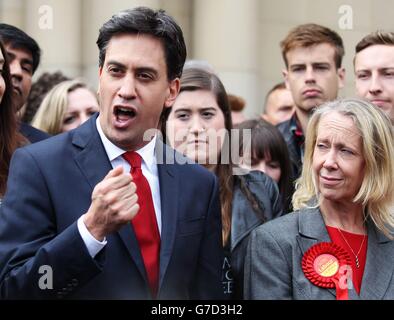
{"left": 354, "top": 31, "right": 394, "bottom": 124}
{"left": 277, "top": 23, "right": 345, "bottom": 180}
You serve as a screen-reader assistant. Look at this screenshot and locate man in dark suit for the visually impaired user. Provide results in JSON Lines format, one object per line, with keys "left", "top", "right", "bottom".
{"left": 0, "top": 7, "right": 224, "bottom": 299}
{"left": 0, "top": 23, "right": 49, "bottom": 143}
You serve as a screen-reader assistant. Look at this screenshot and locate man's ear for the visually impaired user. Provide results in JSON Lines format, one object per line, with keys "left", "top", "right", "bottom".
{"left": 282, "top": 69, "right": 290, "bottom": 91}
{"left": 337, "top": 67, "right": 346, "bottom": 89}
{"left": 164, "top": 78, "right": 180, "bottom": 108}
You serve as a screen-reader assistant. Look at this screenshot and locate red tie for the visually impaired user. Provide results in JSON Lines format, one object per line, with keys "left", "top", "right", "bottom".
{"left": 123, "top": 151, "right": 160, "bottom": 297}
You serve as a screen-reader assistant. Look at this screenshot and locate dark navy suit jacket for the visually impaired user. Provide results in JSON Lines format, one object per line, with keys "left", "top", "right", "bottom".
{"left": 19, "top": 122, "right": 50, "bottom": 143}
{"left": 0, "top": 115, "right": 224, "bottom": 299}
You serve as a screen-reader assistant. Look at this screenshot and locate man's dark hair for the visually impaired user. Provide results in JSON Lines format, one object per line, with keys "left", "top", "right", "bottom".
{"left": 0, "top": 23, "right": 41, "bottom": 74}
{"left": 96, "top": 7, "right": 187, "bottom": 81}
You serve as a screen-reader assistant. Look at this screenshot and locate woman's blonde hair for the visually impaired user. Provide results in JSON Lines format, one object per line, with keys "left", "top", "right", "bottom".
{"left": 293, "top": 98, "right": 394, "bottom": 237}
{"left": 32, "top": 79, "right": 96, "bottom": 135}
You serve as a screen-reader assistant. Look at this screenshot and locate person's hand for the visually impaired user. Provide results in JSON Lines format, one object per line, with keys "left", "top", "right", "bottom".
{"left": 83, "top": 166, "right": 139, "bottom": 241}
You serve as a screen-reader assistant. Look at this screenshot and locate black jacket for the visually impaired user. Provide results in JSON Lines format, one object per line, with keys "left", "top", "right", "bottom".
{"left": 277, "top": 118, "right": 303, "bottom": 181}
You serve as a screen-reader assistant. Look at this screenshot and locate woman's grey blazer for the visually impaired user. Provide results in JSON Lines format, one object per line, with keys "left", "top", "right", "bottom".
{"left": 244, "top": 207, "right": 394, "bottom": 300}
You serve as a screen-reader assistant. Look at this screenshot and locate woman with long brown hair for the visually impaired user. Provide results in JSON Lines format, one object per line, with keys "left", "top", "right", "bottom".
{"left": 162, "top": 67, "right": 283, "bottom": 298}
{"left": 0, "top": 41, "right": 25, "bottom": 199}
{"left": 236, "top": 118, "right": 293, "bottom": 212}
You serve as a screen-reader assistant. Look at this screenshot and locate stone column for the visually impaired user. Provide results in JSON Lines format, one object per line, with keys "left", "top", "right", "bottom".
{"left": 24, "top": 0, "right": 82, "bottom": 78}
{"left": 193, "top": 0, "right": 260, "bottom": 118}
{"left": 160, "top": 0, "right": 193, "bottom": 59}
{"left": 0, "top": 0, "right": 25, "bottom": 28}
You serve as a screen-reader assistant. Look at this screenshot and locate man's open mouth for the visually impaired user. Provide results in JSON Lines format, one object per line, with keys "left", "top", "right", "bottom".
{"left": 114, "top": 106, "right": 137, "bottom": 122}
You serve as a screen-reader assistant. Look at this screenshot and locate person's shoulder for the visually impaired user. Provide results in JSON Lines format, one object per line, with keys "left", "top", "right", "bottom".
{"left": 19, "top": 122, "right": 50, "bottom": 143}
{"left": 20, "top": 117, "right": 96, "bottom": 158}
{"left": 160, "top": 143, "right": 216, "bottom": 180}
{"left": 176, "top": 160, "right": 217, "bottom": 183}
{"left": 17, "top": 129, "right": 74, "bottom": 160}
{"left": 256, "top": 207, "right": 321, "bottom": 236}
{"left": 9, "top": 131, "right": 74, "bottom": 177}
{"left": 252, "top": 210, "right": 301, "bottom": 240}
{"left": 236, "top": 170, "right": 279, "bottom": 200}
{"left": 241, "top": 170, "right": 274, "bottom": 185}
{"left": 276, "top": 118, "right": 291, "bottom": 133}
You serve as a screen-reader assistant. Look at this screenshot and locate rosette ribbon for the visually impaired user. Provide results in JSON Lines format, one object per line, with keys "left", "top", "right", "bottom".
{"left": 302, "top": 242, "right": 352, "bottom": 300}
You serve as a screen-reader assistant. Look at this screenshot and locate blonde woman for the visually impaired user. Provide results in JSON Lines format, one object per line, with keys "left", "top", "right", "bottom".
{"left": 244, "top": 98, "right": 394, "bottom": 300}
{"left": 32, "top": 79, "right": 99, "bottom": 135}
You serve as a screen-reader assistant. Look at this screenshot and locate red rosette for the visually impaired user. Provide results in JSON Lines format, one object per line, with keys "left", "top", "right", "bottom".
{"left": 302, "top": 242, "right": 352, "bottom": 299}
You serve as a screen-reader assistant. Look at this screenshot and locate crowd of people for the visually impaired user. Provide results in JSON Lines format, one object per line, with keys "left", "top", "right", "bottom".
{"left": 0, "top": 6, "right": 393, "bottom": 300}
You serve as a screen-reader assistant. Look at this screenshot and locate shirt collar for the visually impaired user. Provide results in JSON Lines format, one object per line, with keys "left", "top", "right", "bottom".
{"left": 289, "top": 113, "right": 304, "bottom": 140}
{"left": 96, "top": 116, "right": 157, "bottom": 172}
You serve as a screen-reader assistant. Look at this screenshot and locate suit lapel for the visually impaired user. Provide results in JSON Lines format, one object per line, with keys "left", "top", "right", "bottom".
{"left": 117, "top": 224, "right": 147, "bottom": 281}
{"left": 72, "top": 116, "right": 112, "bottom": 190}
{"left": 297, "top": 207, "right": 332, "bottom": 251}
{"left": 296, "top": 208, "right": 337, "bottom": 298}
{"left": 72, "top": 115, "right": 147, "bottom": 281}
{"left": 359, "top": 221, "right": 394, "bottom": 299}
{"left": 156, "top": 141, "right": 179, "bottom": 291}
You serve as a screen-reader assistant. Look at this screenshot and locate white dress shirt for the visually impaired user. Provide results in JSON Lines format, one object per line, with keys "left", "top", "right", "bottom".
{"left": 78, "top": 117, "right": 162, "bottom": 257}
